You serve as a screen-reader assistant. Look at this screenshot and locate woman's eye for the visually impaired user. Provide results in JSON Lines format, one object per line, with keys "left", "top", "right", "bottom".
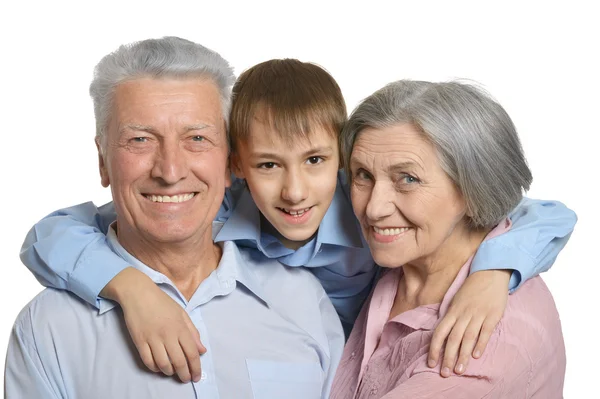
{"left": 354, "top": 169, "right": 371, "bottom": 181}
{"left": 401, "top": 175, "right": 419, "bottom": 184}
{"left": 306, "top": 156, "right": 323, "bottom": 165}
{"left": 258, "top": 162, "right": 277, "bottom": 169}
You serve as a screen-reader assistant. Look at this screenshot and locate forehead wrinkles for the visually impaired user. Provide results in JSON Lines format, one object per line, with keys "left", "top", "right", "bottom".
{"left": 352, "top": 133, "right": 428, "bottom": 173}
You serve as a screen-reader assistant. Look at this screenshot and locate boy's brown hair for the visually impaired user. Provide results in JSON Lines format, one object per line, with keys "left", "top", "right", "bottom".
{"left": 229, "top": 59, "right": 346, "bottom": 151}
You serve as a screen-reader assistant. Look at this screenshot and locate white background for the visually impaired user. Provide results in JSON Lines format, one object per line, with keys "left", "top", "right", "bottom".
{"left": 1, "top": 0, "right": 597, "bottom": 396}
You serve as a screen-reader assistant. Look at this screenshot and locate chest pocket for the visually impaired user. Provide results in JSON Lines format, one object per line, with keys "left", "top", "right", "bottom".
{"left": 246, "top": 359, "right": 323, "bottom": 399}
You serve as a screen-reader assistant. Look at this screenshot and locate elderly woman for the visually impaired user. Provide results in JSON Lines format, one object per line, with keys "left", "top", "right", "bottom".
{"left": 331, "top": 81, "right": 566, "bottom": 398}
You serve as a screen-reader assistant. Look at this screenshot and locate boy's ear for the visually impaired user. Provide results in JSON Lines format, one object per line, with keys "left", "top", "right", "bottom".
{"left": 95, "top": 138, "right": 110, "bottom": 188}
{"left": 230, "top": 152, "right": 245, "bottom": 179}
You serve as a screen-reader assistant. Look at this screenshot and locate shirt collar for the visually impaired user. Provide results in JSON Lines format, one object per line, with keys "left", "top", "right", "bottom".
{"left": 99, "top": 223, "right": 270, "bottom": 314}
{"left": 214, "top": 188, "right": 261, "bottom": 244}
{"left": 214, "top": 171, "right": 364, "bottom": 250}
{"left": 314, "top": 174, "right": 363, "bottom": 248}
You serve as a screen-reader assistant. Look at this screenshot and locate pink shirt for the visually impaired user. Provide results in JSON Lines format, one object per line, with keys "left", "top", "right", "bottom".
{"left": 331, "top": 219, "right": 565, "bottom": 399}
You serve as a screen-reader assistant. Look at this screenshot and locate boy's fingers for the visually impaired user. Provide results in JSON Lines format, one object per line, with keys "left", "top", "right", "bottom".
{"left": 138, "top": 342, "right": 159, "bottom": 373}
{"left": 454, "top": 318, "right": 483, "bottom": 374}
{"left": 164, "top": 339, "right": 191, "bottom": 383}
{"left": 149, "top": 340, "right": 175, "bottom": 376}
{"left": 180, "top": 336, "right": 202, "bottom": 382}
{"left": 184, "top": 316, "right": 206, "bottom": 354}
{"left": 441, "top": 317, "right": 471, "bottom": 377}
{"left": 428, "top": 315, "right": 455, "bottom": 367}
{"left": 473, "top": 318, "right": 498, "bottom": 358}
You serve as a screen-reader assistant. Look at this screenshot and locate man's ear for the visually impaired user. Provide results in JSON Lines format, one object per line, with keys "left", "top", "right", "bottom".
{"left": 230, "top": 152, "right": 245, "bottom": 179}
{"left": 95, "top": 138, "right": 110, "bottom": 188}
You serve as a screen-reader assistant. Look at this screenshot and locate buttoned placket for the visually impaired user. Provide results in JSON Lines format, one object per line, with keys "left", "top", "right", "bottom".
{"left": 186, "top": 271, "right": 238, "bottom": 398}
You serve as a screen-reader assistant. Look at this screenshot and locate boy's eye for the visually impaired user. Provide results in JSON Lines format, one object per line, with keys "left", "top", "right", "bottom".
{"left": 258, "top": 162, "right": 277, "bottom": 169}
{"left": 306, "top": 156, "right": 324, "bottom": 165}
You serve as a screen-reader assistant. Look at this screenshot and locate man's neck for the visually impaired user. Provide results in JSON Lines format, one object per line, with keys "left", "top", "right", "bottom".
{"left": 116, "top": 225, "right": 221, "bottom": 301}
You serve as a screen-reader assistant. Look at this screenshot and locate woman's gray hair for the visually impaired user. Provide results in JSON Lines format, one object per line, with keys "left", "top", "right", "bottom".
{"left": 90, "top": 36, "right": 235, "bottom": 147}
{"left": 342, "top": 80, "right": 532, "bottom": 228}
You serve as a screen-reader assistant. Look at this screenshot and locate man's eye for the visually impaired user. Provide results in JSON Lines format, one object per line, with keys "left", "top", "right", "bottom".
{"left": 258, "top": 162, "right": 277, "bottom": 169}
{"left": 306, "top": 156, "right": 323, "bottom": 165}
{"left": 132, "top": 137, "right": 148, "bottom": 143}
{"left": 192, "top": 135, "right": 205, "bottom": 142}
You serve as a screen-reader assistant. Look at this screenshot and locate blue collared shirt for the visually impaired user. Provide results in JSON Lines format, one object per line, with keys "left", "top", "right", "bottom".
{"left": 6, "top": 225, "right": 344, "bottom": 399}
{"left": 19, "top": 171, "right": 577, "bottom": 336}
{"left": 214, "top": 175, "right": 377, "bottom": 335}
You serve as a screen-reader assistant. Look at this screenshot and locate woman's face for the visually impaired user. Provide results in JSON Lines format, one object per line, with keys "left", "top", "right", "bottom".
{"left": 349, "top": 123, "right": 468, "bottom": 268}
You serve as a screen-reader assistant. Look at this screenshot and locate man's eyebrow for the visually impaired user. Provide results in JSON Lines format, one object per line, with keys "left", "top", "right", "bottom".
{"left": 184, "top": 123, "right": 212, "bottom": 132}
{"left": 120, "top": 124, "right": 157, "bottom": 134}
{"left": 119, "top": 123, "right": 212, "bottom": 134}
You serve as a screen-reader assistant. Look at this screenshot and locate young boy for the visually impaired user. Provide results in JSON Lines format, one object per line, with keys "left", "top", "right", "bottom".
{"left": 20, "top": 58, "right": 576, "bottom": 383}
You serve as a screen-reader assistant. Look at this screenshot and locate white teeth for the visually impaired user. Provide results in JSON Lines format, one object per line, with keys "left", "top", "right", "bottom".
{"left": 147, "top": 193, "right": 195, "bottom": 203}
{"left": 373, "top": 226, "right": 410, "bottom": 236}
{"left": 282, "top": 207, "right": 311, "bottom": 217}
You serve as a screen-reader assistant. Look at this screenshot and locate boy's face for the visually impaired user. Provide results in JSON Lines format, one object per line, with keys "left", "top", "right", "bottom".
{"left": 232, "top": 115, "right": 340, "bottom": 248}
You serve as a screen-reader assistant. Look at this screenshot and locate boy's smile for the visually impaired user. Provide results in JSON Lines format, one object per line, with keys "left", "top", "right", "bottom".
{"left": 232, "top": 115, "right": 340, "bottom": 249}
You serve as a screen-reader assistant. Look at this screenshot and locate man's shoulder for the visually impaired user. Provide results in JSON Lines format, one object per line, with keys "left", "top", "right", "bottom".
{"left": 13, "top": 288, "right": 98, "bottom": 337}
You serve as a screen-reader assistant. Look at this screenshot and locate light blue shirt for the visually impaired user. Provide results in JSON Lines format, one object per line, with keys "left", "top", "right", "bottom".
{"left": 6, "top": 225, "right": 344, "bottom": 399}
{"left": 19, "top": 171, "right": 577, "bottom": 336}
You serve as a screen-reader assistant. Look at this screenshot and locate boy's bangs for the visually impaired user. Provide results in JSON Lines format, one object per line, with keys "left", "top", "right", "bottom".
{"left": 257, "top": 103, "right": 340, "bottom": 146}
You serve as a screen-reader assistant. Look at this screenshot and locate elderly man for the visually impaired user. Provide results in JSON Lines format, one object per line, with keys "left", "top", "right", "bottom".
{"left": 4, "top": 37, "right": 343, "bottom": 399}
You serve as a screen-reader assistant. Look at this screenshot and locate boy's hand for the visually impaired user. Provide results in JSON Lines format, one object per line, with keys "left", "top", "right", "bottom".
{"left": 427, "top": 269, "right": 510, "bottom": 377}
{"left": 101, "top": 267, "right": 206, "bottom": 383}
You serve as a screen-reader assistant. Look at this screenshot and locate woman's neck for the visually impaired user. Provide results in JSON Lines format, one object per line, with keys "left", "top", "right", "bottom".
{"left": 390, "top": 223, "right": 490, "bottom": 319}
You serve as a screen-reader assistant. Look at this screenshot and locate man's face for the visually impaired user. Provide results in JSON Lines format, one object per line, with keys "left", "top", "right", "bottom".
{"left": 98, "top": 77, "right": 230, "bottom": 246}
{"left": 232, "top": 112, "right": 340, "bottom": 248}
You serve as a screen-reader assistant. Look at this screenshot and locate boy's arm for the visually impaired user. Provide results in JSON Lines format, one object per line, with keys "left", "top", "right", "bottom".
{"left": 471, "top": 197, "right": 577, "bottom": 290}
{"left": 20, "top": 201, "right": 125, "bottom": 307}
{"left": 427, "top": 198, "right": 576, "bottom": 377}
{"left": 19, "top": 200, "right": 216, "bottom": 383}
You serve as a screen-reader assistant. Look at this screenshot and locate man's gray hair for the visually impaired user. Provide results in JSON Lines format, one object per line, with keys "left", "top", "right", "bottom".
{"left": 342, "top": 80, "right": 532, "bottom": 228}
{"left": 90, "top": 36, "right": 235, "bottom": 148}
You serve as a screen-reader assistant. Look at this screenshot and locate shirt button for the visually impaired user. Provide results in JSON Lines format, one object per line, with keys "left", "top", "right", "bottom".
{"left": 371, "top": 387, "right": 378, "bottom": 395}
{"left": 350, "top": 351, "right": 356, "bottom": 359}
{"left": 201, "top": 372, "right": 207, "bottom": 381}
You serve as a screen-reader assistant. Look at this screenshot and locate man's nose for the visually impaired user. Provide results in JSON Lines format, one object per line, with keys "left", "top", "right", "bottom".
{"left": 151, "top": 141, "right": 189, "bottom": 184}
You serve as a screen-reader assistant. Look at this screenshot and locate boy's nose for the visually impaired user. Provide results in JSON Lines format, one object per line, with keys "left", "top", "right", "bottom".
{"left": 281, "top": 171, "right": 308, "bottom": 204}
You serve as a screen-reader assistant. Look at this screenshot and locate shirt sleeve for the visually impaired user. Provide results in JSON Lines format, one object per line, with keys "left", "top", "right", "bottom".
{"left": 5, "top": 321, "right": 62, "bottom": 399}
{"left": 469, "top": 197, "right": 577, "bottom": 292}
{"left": 19, "top": 201, "right": 128, "bottom": 308}
{"left": 317, "top": 292, "right": 346, "bottom": 399}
